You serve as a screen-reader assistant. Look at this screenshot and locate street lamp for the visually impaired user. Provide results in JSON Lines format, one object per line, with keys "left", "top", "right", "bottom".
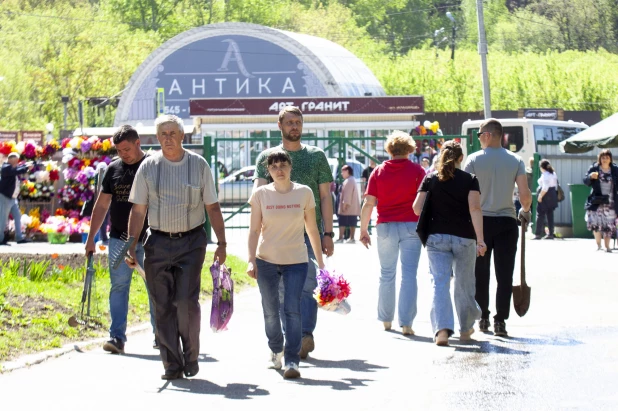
{"left": 433, "top": 27, "right": 447, "bottom": 59}
{"left": 45, "top": 122, "right": 54, "bottom": 143}
{"left": 446, "top": 11, "right": 457, "bottom": 60}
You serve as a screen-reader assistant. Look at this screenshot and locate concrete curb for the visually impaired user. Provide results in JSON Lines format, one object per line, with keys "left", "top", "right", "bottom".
{"left": 0, "top": 323, "right": 152, "bottom": 374}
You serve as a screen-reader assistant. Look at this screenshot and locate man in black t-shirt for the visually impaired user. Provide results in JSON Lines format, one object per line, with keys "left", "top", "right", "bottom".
{"left": 85, "top": 125, "right": 155, "bottom": 354}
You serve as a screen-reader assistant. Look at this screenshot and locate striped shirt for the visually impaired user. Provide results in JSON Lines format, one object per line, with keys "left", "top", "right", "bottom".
{"left": 129, "top": 150, "right": 218, "bottom": 233}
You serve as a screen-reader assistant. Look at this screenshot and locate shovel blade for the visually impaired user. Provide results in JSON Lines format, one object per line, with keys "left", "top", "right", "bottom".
{"left": 512, "top": 284, "right": 531, "bottom": 317}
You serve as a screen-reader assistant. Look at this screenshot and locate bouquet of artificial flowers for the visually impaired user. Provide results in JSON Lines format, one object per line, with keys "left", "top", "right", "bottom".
{"left": 209, "top": 259, "right": 234, "bottom": 332}
{"left": 313, "top": 260, "right": 351, "bottom": 315}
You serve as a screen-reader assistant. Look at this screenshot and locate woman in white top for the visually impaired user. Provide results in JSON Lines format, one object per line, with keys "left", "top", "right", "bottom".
{"left": 247, "top": 149, "right": 325, "bottom": 379}
{"left": 534, "top": 159, "right": 559, "bottom": 240}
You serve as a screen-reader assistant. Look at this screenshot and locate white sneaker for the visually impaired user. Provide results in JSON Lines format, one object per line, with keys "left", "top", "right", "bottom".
{"left": 283, "top": 362, "right": 301, "bottom": 379}
{"left": 346, "top": 239, "right": 356, "bottom": 244}
{"left": 269, "top": 351, "right": 283, "bottom": 370}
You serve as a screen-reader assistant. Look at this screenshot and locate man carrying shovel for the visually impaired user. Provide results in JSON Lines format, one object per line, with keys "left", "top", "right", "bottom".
{"left": 85, "top": 125, "right": 156, "bottom": 354}
{"left": 464, "top": 119, "right": 532, "bottom": 337}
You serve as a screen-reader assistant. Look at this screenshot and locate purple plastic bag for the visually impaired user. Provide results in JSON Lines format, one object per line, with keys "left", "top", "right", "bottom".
{"left": 209, "top": 260, "right": 234, "bottom": 332}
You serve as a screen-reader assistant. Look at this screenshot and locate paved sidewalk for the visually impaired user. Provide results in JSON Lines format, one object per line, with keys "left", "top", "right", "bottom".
{"left": 1, "top": 235, "right": 617, "bottom": 410}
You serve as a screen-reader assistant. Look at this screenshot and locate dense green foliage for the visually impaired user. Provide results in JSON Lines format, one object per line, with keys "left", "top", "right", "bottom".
{"left": 1, "top": 0, "right": 617, "bottom": 130}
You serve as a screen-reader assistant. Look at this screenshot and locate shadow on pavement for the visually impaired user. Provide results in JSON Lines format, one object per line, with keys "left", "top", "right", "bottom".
{"left": 290, "top": 377, "right": 374, "bottom": 391}
{"left": 121, "top": 353, "right": 218, "bottom": 363}
{"left": 303, "top": 358, "right": 388, "bottom": 372}
{"left": 452, "top": 340, "right": 530, "bottom": 355}
{"left": 160, "top": 380, "right": 269, "bottom": 399}
{"left": 505, "top": 336, "right": 583, "bottom": 346}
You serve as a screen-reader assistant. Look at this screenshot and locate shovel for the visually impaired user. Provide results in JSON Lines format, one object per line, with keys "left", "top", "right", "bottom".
{"left": 512, "top": 221, "right": 531, "bottom": 317}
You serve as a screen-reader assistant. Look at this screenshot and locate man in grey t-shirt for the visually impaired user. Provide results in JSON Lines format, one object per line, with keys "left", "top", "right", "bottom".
{"left": 464, "top": 118, "right": 532, "bottom": 337}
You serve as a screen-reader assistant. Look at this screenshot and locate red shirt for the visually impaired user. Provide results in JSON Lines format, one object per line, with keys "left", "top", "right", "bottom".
{"left": 365, "top": 159, "right": 425, "bottom": 224}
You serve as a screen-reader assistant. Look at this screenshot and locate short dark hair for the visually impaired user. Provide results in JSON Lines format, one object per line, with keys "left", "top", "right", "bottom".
{"left": 598, "top": 149, "right": 613, "bottom": 165}
{"left": 342, "top": 164, "right": 353, "bottom": 176}
{"left": 263, "top": 149, "right": 292, "bottom": 168}
{"left": 112, "top": 125, "right": 139, "bottom": 145}
{"left": 479, "top": 118, "right": 503, "bottom": 139}
{"left": 278, "top": 106, "right": 303, "bottom": 123}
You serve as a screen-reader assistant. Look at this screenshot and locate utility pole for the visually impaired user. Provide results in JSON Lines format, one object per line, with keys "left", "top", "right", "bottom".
{"left": 476, "top": 0, "right": 491, "bottom": 118}
{"left": 446, "top": 12, "right": 457, "bottom": 60}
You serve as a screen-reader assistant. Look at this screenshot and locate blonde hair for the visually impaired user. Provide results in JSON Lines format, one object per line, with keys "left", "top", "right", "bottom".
{"left": 385, "top": 130, "right": 415, "bottom": 156}
{"left": 437, "top": 140, "right": 463, "bottom": 181}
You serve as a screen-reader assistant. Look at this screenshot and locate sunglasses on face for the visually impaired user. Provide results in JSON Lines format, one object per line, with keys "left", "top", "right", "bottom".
{"left": 476, "top": 131, "right": 487, "bottom": 138}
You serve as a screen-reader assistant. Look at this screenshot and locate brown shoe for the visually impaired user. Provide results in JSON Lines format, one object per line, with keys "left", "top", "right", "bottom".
{"left": 435, "top": 329, "right": 449, "bottom": 346}
{"left": 299, "top": 335, "right": 314, "bottom": 359}
{"left": 402, "top": 326, "right": 415, "bottom": 336}
{"left": 460, "top": 328, "right": 475, "bottom": 341}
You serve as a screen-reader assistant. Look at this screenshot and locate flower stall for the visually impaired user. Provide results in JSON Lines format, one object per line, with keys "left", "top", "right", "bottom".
{"left": 0, "top": 135, "right": 115, "bottom": 243}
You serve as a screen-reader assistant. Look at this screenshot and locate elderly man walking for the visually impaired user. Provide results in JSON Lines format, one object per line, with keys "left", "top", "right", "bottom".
{"left": 127, "top": 115, "right": 227, "bottom": 380}
{"left": 464, "top": 118, "right": 532, "bottom": 337}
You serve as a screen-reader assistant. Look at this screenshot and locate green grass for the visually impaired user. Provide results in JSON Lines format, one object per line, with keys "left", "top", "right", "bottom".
{"left": 0, "top": 252, "right": 252, "bottom": 364}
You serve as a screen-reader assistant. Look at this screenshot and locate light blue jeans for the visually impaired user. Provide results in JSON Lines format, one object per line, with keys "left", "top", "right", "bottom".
{"left": 376, "top": 222, "right": 422, "bottom": 327}
{"left": 0, "top": 196, "right": 22, "bottom": 243}
{"left": 9, "top": 200, "right": 24, "bottom": 241}
{"left": 108, "top": 237, "right": 155, "bottom": 342}
{"left": 426, "top": 234, "right": 481, "bottom": 337}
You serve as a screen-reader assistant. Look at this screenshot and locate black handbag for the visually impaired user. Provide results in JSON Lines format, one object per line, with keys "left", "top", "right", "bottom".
{"left": 590, "top": 194, "right": 610, "bottom": 205}
{"left": 416, "top": 175, "right": 436, "bottom": 247}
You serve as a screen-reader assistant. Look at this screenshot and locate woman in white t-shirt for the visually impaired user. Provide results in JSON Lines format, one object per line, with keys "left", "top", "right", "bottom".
{"left": 247, "top": 149, "right": 325, "bottom": 380}
{"left": 534, "top": 159, "right": 559, "bottom": 240}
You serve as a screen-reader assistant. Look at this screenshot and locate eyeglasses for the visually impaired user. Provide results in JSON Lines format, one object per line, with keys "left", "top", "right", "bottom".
{"left": 476, "top": 131, "right": 487, "bottom": 138}
{"left": 268, "top": 164, "right": 291, "bottom": 172}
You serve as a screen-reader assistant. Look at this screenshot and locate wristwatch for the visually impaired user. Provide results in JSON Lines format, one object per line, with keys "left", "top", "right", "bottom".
{"left": 323, "top": 232, "right": 335, "bottom": 238}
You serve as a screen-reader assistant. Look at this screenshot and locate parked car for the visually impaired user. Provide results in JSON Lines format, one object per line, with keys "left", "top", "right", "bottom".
{"left": 218, "top": 166, "right": 255, "bottom": 205}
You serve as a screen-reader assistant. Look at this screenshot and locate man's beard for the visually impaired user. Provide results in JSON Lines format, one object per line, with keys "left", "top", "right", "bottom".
{"left": 283, "top": 130, "right": 301, "bottom": 142}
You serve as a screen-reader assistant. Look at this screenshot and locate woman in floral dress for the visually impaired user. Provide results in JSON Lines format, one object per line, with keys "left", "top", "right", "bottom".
{"left": 584, "top": 149, "right": 618, "bottom": 252}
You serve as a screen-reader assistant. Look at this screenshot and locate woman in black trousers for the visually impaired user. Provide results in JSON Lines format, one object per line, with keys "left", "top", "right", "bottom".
{"left": 534, "top": 159, "right": 559, "bottom": 240}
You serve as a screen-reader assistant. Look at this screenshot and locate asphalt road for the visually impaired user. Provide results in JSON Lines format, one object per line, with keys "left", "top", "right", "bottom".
{"left": 1, "top": 234, "right": 617, "bottom": 410}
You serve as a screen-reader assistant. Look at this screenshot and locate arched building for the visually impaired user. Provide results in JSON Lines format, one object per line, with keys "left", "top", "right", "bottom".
{"left": 114, "top": 22, "right": 388, "bottom": 127}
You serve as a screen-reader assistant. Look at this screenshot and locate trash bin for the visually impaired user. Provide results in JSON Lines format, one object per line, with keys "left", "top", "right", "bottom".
{"left": 569, "top": 184, "right": 593, "bottom": 238}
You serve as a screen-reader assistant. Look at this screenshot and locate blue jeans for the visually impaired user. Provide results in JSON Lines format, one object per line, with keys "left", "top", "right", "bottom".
{"left": 257, "top": 258, "right": 308, "bottom": 366}
{"left": 108, "top": 237, "right": 155, "bottom": 342}
{"left": 279, "top": 234, "right": 319, "bottom": 337}
{"left": 376, "top": 222, "right": 422, "bottom": 327}
{"left": 427, "top": 234, "right": 481, "bottom": 337}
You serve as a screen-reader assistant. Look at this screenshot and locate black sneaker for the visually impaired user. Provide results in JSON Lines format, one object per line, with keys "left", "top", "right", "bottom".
{"left": 16, "top": 238, "right": 32, "bottom": 244}
{"left": 161, "top": 369, "right": 183, "bottom": 380}
{"left": 479, "top": 319, "right": 490, "bottom": 332}
{"left": 494, "top": 322, "right": 508, "bottom": 337}
{"left": 184, "top": 361, "right": 199, "bottom": 378}
{"left": 543, "top": 235, "right": 555, "bottom": 240}
{"left": 103, "top": 337, "right": 125, "bottom": 354}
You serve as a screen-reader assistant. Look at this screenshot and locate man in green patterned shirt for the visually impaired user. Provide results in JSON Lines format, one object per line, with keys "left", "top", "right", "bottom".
{"left": 254, "top": 106, "right": 335, "bottom": 360}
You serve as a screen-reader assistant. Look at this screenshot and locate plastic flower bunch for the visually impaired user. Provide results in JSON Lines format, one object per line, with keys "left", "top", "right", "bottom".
{"left": 43, "top": 140, "right": 60, "bottom": 158}
{"left": 40, "top": 216, "right": 73, "bottom": 235}
{"left": 313, "top": 263, "right": 352, "bottom": 314}
{"left": 0, "top": 141, "right": 15, "bottom": 156}
{"left": 76, "top": 217, "right": 91, "bottom": 234}
{"left": 22, "top": 141, "right": 37, "bottom": 160}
